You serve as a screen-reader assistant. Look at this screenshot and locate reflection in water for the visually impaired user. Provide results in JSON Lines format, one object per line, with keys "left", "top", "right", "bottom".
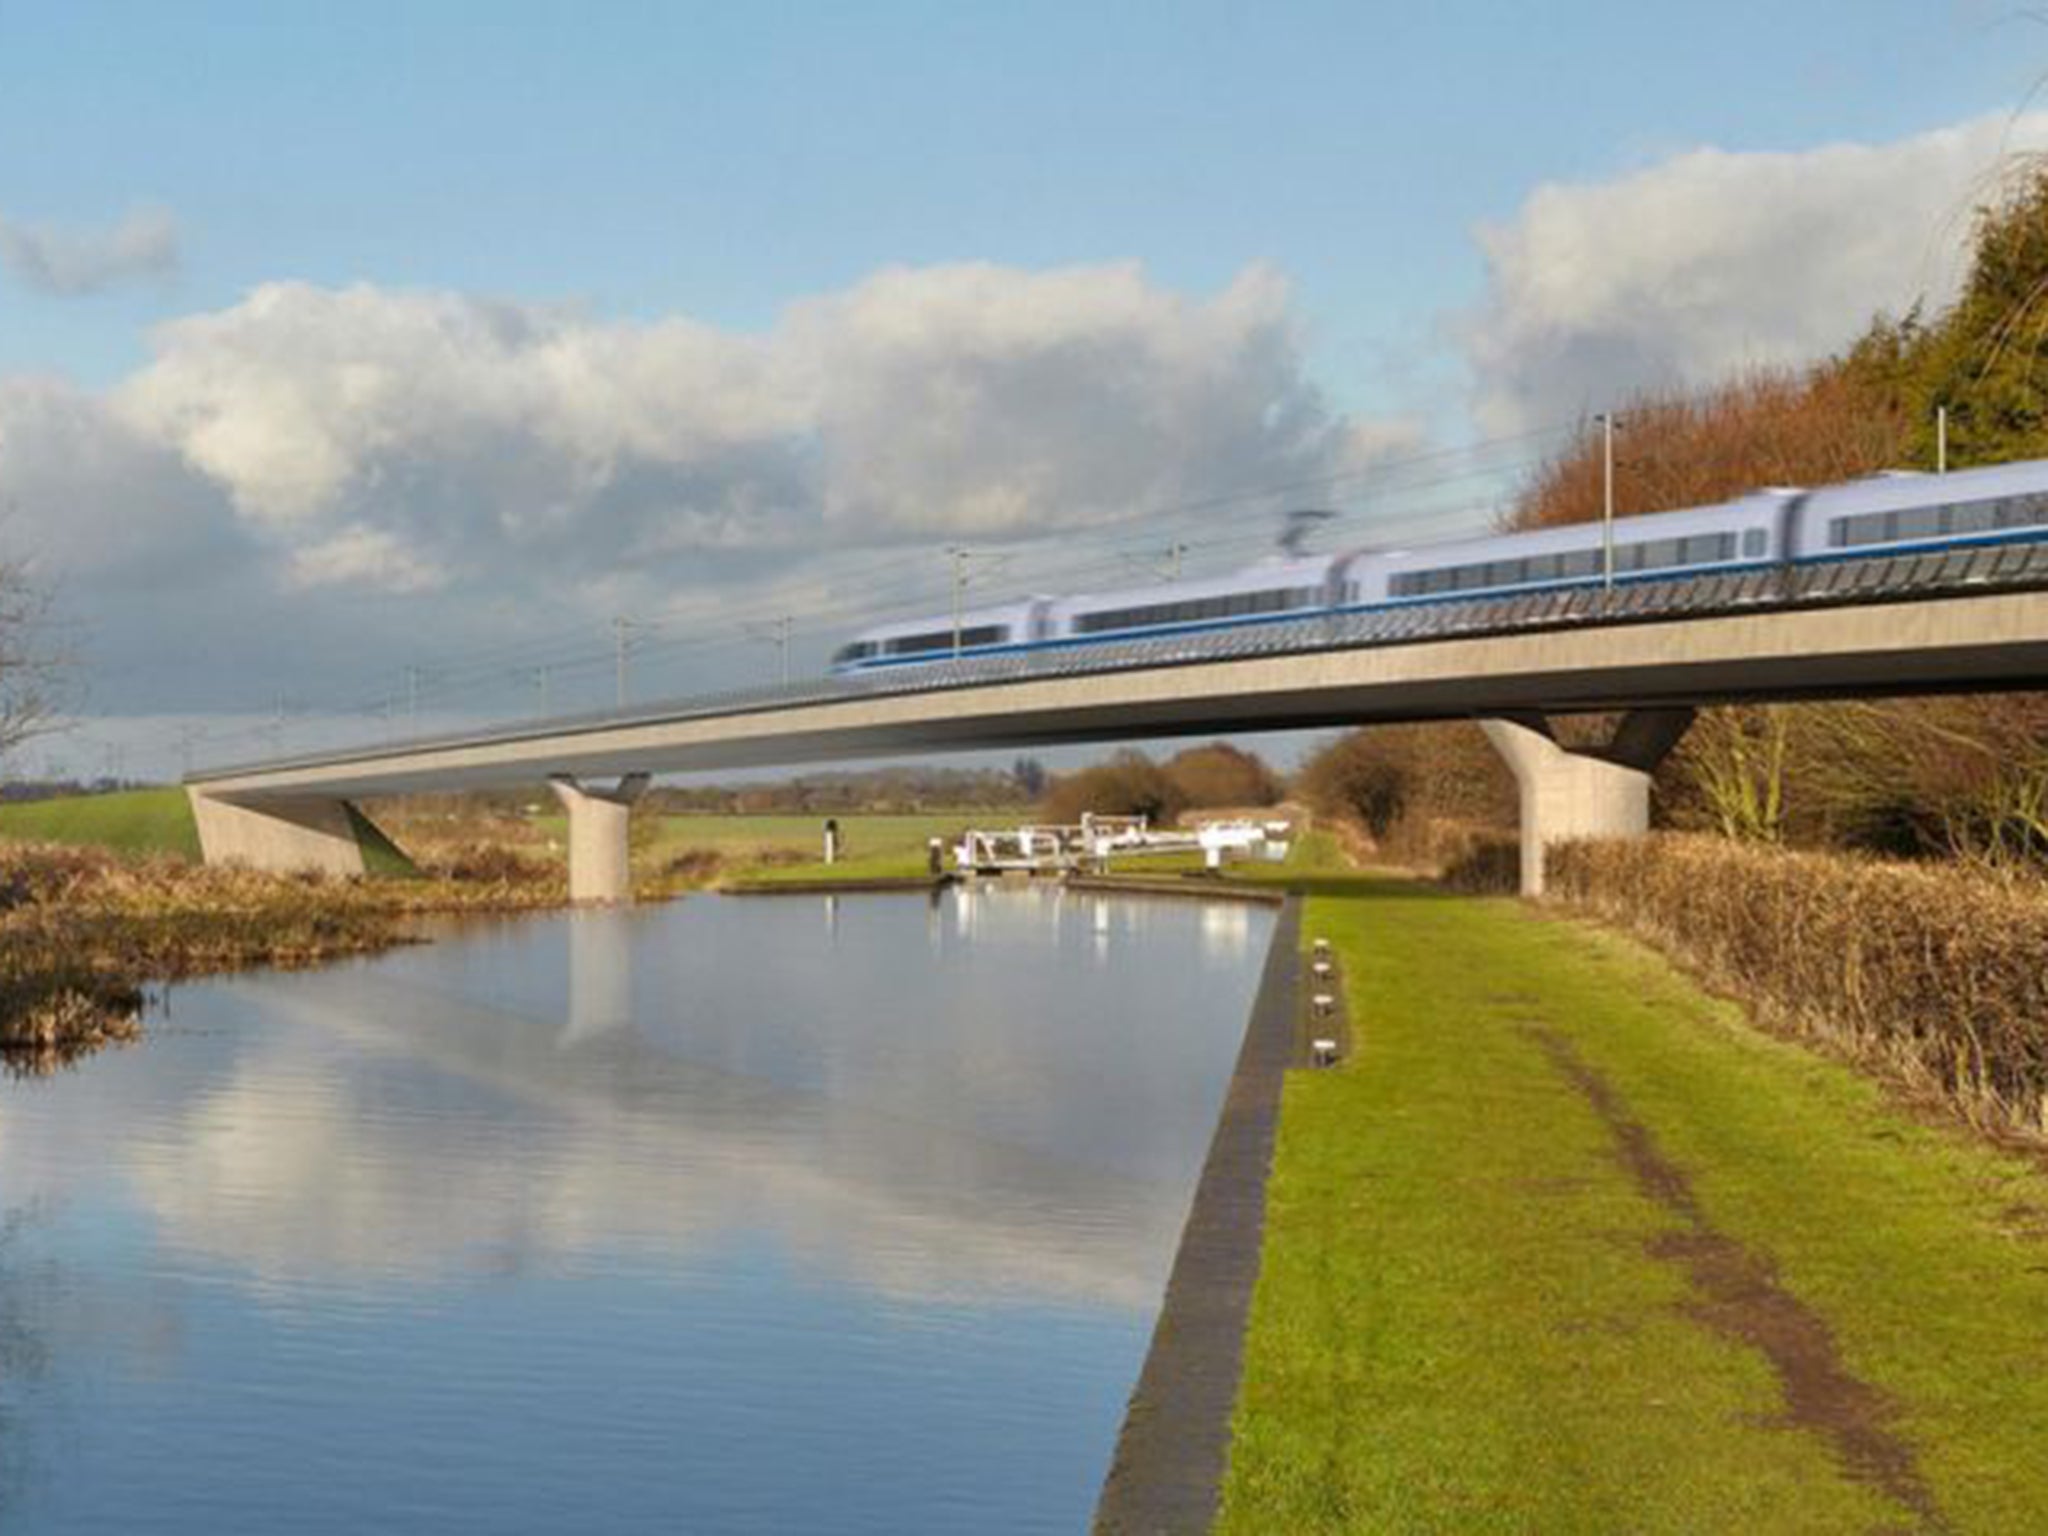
{"left": 0, "top": 887, "right": 1270, "bottom": 1535}
{"left": 563, "top": 908, "right": 633, "bottom": 1045}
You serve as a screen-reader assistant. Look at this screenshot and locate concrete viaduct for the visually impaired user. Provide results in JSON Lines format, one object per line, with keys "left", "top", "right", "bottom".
{"left": 184, "top": 568, "right": 2048, "bottom": 901}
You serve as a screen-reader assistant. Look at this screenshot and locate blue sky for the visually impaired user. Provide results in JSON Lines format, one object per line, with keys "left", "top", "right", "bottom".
{"left": 0, "top": 1, "right": 2041, "bottom": 773}
{"left": 3, "top": 1, "right": 2029, "bottom": 400}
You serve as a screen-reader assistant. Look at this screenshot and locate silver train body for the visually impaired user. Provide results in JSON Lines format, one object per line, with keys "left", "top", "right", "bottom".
{"left": 829, "top": 459, "right": 2048, "bottom": 674}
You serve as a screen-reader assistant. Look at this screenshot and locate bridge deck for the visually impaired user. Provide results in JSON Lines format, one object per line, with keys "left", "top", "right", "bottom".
{"left": 188, "top": 544, "right": 2048, "bottom": 798}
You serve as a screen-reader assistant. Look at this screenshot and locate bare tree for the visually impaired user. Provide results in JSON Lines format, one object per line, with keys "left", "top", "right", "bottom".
{"left": 0, "top": 550, "right": 64, "bottom": 771}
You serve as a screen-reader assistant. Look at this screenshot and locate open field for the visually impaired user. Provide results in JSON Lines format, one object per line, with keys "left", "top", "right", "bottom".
{"left": 1217, "top": 876, "right": 2048, "bottom": 1533}
{"left": 640, "top": 811, "right": 988, "bottom": 855}
{"left": 633, "top": 811, "right": 977, "bottom": 884}
{"left": 0, "top": 787, "right": 201, "bottom": 858}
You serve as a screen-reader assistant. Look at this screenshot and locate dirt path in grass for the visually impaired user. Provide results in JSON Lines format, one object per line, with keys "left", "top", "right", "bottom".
{"left": 1526, "top": 1022, "right": 1943, "bottom": 1531}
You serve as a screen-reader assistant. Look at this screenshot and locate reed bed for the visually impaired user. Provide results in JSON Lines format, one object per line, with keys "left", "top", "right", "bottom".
{"left": 1547, "top": 834, "right": 2048, "bottom": 1141}
{"left": 0, "top": 840, "right": 566, "bottom": 1075}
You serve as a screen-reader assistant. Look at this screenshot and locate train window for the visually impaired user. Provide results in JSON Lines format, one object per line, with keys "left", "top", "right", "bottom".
{"left": 1742, "top": 528, "right": 1767, "bottom": 558}
{"left": 1557, "top": 549, "right": 1599, "bottom": 578}
{"left": 885, "top": 625, "right": 1006, "bottom": 656}
{"left": 1676, "top": 533, "right": 1735, "bottom": 564}
{"left": 1634, "top": 538, "right": 1682, "bottom": 569}
{"left": 1828, "top": 511, "right": 1894, "bottom": 547}
{"left": 1999, "top": 493, "right": 2048, "bottom": 528}
{"left": 1895, "top": 506, "right": 1945, "bottom": 540}
{"left": 1073, "top": 586, "right": 1324, "bottom": 634}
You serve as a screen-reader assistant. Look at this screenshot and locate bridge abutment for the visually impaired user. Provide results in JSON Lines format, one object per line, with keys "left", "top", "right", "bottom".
{"left": 1481, "top": 708, "right": 1693, "bottom": 898}
{"left": 549, "top": 773, "right": 650, "bottom": 903}
{"left": 188, "top": 789, "right": 371, "bottom": 876}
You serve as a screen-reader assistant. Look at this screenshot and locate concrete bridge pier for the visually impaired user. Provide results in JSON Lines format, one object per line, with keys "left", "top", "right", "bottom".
{"left": 549, "top": 773, "right": 651, "bottom": 903}
{"left": 188, "top": 789, "right": 370, "bottom": 876}
{"left": 1481, "top": 708, "right": 1694, "bottom": 898}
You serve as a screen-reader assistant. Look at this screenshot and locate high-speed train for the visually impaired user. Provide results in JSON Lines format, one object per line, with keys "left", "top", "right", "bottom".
{"left": 828, "top": 458, "right": 2048, "bottom": 675}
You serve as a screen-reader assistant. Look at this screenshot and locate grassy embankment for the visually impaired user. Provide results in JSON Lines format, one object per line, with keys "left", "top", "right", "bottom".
{"left": 1217, "top": 874, "right": 2048, "bottom": 1533}
{"left": 631, "top": 811, "right": 974, "bottom": 885}
{"left": 0, "top": 786, "right": 202, "bottom": 858}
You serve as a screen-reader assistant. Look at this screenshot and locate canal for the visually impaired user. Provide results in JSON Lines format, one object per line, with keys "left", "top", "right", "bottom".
{"left": 0, "top": 885, "right": 1273, "bottom": 1533}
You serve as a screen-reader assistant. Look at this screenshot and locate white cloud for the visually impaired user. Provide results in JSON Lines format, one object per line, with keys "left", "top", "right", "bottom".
{"left": 791, "top": 261, "right": 1346, "bottom": 536}
{"left": 0, "top": 260, "right": 1410, "bottom": 719}
{"left": 1462, "top": 112, "right": 2048, "bottom": 433}
{"left": 286, "top": 523, "right": 447, "bottom": 594}
{"left": 0, "top": 204, "right": 179, "bottom": 297}
{"left": 112, "top": 262, "right": 1365, "bottom": 589}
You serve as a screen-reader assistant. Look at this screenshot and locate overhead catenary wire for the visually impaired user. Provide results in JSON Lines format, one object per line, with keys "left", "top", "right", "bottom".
{"left": 191, "top": 421, "right": 1592, "bottom": 765}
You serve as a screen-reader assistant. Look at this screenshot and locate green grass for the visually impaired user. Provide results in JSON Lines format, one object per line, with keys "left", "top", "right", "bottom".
{"left": 642, "top": 811, "right": 981, "bottom": 857}
{"left": 730, "top": 850, "right": 936, "bottom": 884}
{"left": 1218, "top": 877, "right": 2048, "bottom": 1533}
{"left": 529, "top": 809, "right": 978, "bottom": 867}
{"left": 0, "top": 787, "right": 201, "bottom": 859}
{"left": 346, "top": 805, "right": 421, "bottom": 877}
{"left": 614, "top": 811, "right": 982, "bottom": 884}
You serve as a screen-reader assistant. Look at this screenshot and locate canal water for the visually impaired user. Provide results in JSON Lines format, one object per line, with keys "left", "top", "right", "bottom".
{"left": 0, "top": 886, "right": 1272, "bottom": 1534}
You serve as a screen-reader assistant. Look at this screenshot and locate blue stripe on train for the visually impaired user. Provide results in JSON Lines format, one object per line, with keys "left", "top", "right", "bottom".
{"left": 835, "top": 524, "right": 2048, "bottom": 674}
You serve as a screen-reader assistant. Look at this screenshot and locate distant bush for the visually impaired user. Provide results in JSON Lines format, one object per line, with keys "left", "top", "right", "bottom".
{"left": 1040, "top": 750, "right": 1188, "bottom": 826}
{"left": 648, "top": 764, "right": 1033, "bottom": 815}
{"left": 1297, "top": 725, "right": 1517, "bottom": 861}
{"left": 1298, "top": 732, "right": 1411, "bottom": 838}
{"left": 1548, "top": 834, "right": 2048, "bottom": 1141}
{"left": 1165, "top": 741, "right": 1282, "bottom": 808}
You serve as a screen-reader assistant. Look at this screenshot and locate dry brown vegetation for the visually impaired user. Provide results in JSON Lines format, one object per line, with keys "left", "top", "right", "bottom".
{"left": 1163, "top": 741, "right": 1284, "bottom": 808}
{"left": 1662, "top": 696, "right": 2048, "bottom": 867}
{"left": 1508, "top": 364, "right": 1911, "bottom": 534}
{"left": 1295, "top": 722, "right": 1517, "bottom": 873}
{"left": 1547, "top": 835, "right": 2048, "bottom": 1143}
{"left": 0, "top": 839, "right": 566, "bottom": 1076}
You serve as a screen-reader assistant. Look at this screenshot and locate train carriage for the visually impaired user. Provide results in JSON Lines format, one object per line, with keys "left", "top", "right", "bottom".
{"left": 826, "top": 458, "right": 2048, "bottom": 676}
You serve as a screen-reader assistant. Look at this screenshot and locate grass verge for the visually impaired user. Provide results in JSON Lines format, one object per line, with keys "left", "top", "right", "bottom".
{"left": 0, "top": 787, "right": 201, "bottom": 859}
{"left": 628, "top": 812, "right": 977, "bottom": 889}
{"left": 1217, "top": 876, "right": 2048, "bottom": 1533}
